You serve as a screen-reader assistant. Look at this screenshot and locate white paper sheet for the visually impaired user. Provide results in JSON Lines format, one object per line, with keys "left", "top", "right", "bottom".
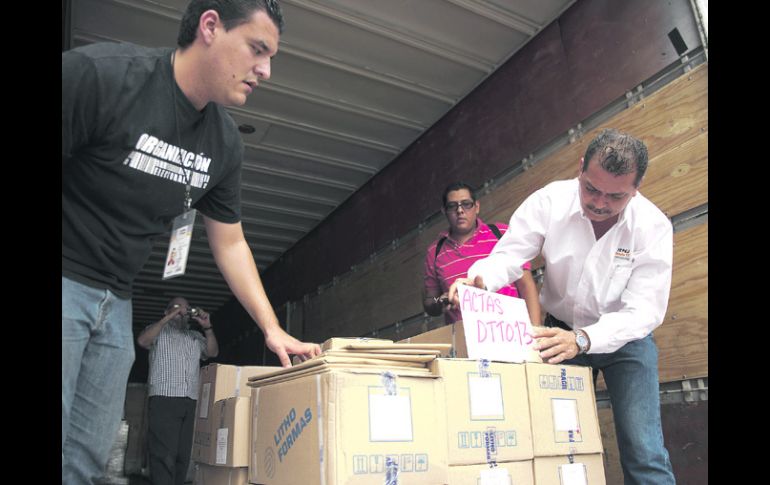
{"left": 369, "top": 393, "right": 413, "bottom": 441}
{"left": 458, "top": 285, "right": 537, "bottom": 363}
{"left": 559, "top": 463, "right": 588, "bottom": 485}
{"left": 216, "top": 428, "right": 228, "bottom": 464}
{"left": 468, "top": 375, "right": 504, "bottom": 419}
{"left": 480, "top": 467, "right": 511, "bottom": 485}
{"left": 552, "top": 398, "right": 579, "bottom": 431}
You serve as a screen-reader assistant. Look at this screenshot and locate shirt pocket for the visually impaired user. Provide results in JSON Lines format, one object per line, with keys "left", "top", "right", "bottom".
{"left": 603, "top": 263, "right": 633, "bottom": 303}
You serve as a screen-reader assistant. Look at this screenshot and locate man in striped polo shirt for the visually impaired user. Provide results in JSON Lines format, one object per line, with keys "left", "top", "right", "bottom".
{"left": 137, "top": 296, "right": 219, "bottom": 485}
{"left": 422, "top": 182, "right": 541, "bottom": 325}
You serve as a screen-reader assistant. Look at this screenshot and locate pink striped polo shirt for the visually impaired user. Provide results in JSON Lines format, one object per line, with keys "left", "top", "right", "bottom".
{"left": 424, "top": 218, "right": 531, "bottom": 323}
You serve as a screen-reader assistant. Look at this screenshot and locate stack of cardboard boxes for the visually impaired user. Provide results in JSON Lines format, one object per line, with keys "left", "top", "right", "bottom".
{"left": 525, "top": 363, "right": 606, "bottom": 484}
{"left": 403, "top": 322, "right": 607, "bottom": 484}
{"left": 248, "top": 338, "right": 452, "bottom": 485}
{"left": 190, "top": 331, "right": 606, "bottom": 484}
{"left": 431, "top": 358, "right": 535, "bottom": 484}
{"left": 191, "top": 364, "right": 280, "bottom": 484}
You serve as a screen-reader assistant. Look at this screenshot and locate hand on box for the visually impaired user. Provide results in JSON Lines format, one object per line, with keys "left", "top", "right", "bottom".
{"left": 265, "top": 327, "right": 322, "bottom": 368}
{"left": 532, "top": 327, "right": 580, "bottom": 364}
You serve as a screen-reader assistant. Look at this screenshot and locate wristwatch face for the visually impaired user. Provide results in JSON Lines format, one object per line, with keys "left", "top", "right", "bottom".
{"left": 575, "top": 331, "right": 588, "bottom": 352}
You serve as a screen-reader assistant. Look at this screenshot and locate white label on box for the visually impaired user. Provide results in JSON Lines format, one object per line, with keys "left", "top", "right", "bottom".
{"left": 216, "top": 428, "right": 229, "bottom": 464}
{"left": 480, "top": 467, "right": 511, "bottom": 485}
{"left": 468, "top": 374, "right": 504, "bottom": 420}
{"left": 199, "top": 383, "right": 211, "bottom": 419}
{"left": 369, "top": 391, "right": 413, "bottom": 441}
{"left": 552, "top": 398, "right": 579, "bottom": 431}
{"left": 559, "top": 463, "right": 588, "bottom": 485}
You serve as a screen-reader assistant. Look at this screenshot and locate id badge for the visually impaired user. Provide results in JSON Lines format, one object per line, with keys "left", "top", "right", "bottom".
{"left": 163, "top": 209, "right": 197, "bottom": 279}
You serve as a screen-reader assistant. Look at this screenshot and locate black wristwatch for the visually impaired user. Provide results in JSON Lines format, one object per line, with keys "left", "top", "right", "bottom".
{"left": 574, "top": 329, "right": 590, "bottom": 354}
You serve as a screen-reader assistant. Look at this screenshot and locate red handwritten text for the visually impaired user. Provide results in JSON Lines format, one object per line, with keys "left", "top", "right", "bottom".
{"left": 461, "top": 289, "right": 503, "bottom": 314}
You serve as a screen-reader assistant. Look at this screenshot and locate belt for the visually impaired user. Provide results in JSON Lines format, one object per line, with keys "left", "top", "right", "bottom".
{"left": 544, "top": 314, "right": 573, "bottom": 331}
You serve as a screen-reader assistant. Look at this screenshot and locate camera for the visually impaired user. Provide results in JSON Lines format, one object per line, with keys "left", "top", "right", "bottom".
{"left": 189, "top": 307, "right": 203, "bottom": 317}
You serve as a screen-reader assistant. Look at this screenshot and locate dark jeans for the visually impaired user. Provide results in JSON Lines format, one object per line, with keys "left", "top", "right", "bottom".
{"left": 544, "top": 314, "right": 676, "bottom": 485}
{"left": 148, "top": 396, "right": 197, "bottom": 485}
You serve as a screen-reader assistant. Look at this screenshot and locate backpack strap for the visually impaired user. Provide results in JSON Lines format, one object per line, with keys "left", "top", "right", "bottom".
{"left": 434, "top": 236, "right": 448, "bottom": 260}
{"left": 487, "top": 223, "right": 503, "bottom": 240}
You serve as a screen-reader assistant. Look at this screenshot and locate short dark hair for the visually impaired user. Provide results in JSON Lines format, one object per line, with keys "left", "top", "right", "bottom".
{"left": 582, "top": 129, "right": 648, "bottom": 187}
{"left": 442, "top": 182, "right": 477, "bottom": 207}
{"left": 177, "top": 0, "right": 285, "bottom": 48}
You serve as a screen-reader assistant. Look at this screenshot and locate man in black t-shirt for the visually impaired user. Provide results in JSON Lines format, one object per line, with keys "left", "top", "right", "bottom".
{"left": 62, "top": 2, "right": 321, "bottom": 482}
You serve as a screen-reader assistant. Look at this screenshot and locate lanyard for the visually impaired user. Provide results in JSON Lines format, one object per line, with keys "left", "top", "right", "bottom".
{"left": 163, "top": 50, "right": 199, "bottom": 279}
{"left": 172, "top": 50, "right": 193, "bottom": 212}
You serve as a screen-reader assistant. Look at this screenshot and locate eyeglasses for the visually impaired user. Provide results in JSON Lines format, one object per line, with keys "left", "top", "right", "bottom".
{"left": 445, "top": 200, "right": 475, "bottom": 211}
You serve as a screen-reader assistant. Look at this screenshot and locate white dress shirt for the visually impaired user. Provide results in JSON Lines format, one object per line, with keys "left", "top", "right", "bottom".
{"left": 468, "top": 178, "right": 673, "bottom": 354}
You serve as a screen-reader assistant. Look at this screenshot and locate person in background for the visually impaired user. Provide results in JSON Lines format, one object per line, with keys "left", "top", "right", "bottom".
{"left": 423, "top": 181, "right": 541, "bottom": 326}
{"left": 137, "top": 297, "right": 218, "bottom": 485}
{"left": 62, "top": 2, "right": 321, "bottom": 482}
{"left": 449, "top": 129, "right": 676, "bottom": 484}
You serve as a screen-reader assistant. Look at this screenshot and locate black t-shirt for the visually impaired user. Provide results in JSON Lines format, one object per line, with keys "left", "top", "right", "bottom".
{"left": 62, "top": 42, "right": 243, "bottom": 297}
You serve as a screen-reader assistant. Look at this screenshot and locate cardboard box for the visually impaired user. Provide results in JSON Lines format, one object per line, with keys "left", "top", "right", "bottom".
{"left": 448, "top": 461, "right": 534, "bottom": 485}
{"left": 195, "top": 397, "right": 251, "bottom": 467}
{"left": 193, "top": 364, "right": 279, "bottom": 462}
{"left": 399, "top": 322, "right": 466, "bottom": 358}
{"left": 249, "top": 369, "right": 449, "bottom": 485}
{"left": 533, "top": 454, "right": 606, "bottom": 485}
{"left": 430, "top": 359, "right": 533, "bottom": 465}
{"left": 194, "top": 463, "right": 249, "bottom": 485}
{"left": 524, "top": 363, "right": 602, "bottom": 457}
{"left": 197, "top": 364, "right": 282, "bottom": 419}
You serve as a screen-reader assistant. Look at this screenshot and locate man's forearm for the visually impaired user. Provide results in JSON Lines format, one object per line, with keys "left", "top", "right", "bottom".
{"left": 137, "top": 315, "right": 172, "bottom": 348}
{"left": 210, "top": 232, "right": 281, "bottom": 336}
{"left": 203, "top": 328, "right": 219, "bottom": 357}
{"left": 221, "top": 254, "right": 280, "bottom": 334}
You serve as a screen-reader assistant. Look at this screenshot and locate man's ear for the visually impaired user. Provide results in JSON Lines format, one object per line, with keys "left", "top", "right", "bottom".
{"left": 198, "top": 10, "right": 221, "bottom": 45}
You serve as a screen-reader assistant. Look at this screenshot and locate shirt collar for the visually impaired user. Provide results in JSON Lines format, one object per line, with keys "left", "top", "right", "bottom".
{"left": 569, "top": 178, "right": 587, "bottom": 221}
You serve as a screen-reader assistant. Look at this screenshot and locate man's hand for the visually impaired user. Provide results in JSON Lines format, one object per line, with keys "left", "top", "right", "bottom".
{"left": 532, "top": 327, "right": 580, "bottom": 364}
{"left": 447, "top": 275, "right": 486, "bottom": 308}
{"left": 192, "top": 309, "right": 212, "bottom": 330}
{"left": 265, "top": 327, "right": 322, "bottom": 368}
{"left": 168, "top": 305, "right": 185, "bottom": 319}
{"left": 423, "top": 292, "right": 451, "bottom": 316}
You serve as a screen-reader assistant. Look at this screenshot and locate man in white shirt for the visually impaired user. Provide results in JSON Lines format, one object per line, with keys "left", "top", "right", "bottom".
{"left": 449, "top": 129, "right": 676, "bottom": 484}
